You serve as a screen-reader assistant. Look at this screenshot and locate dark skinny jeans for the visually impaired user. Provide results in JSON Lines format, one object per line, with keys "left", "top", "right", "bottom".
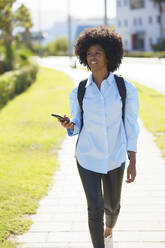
{"left": 76, "top": 160, "right": 125, "bottom": 248}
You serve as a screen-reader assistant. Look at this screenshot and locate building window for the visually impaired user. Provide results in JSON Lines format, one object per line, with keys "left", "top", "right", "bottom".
{"left": 133, "top": 18, "right": 143, "bottom": 26}
{"left": 132, "top": 32, "right": 145, "bottom": 50}
{"left": 149, "top": 16, "right": 152, "bottom": 24}
{"left": 149, "top": 38, "right": 153, "bottom": 45}
{"left": 139, "top": 17, "right": 143, "bottom": 25}
{"left": 157, "top": 15, "right": 160, "bottom": 23}
{"left": 117, "top": 1, "right": 121, "bottom": 7}
{"left": 124, "top": 19, "right": 128, "bottom": 26}
{"left": 133, "top": 18, "right": 137, "bottom": 26}
{"left": 130, "top": 0, "right": 145, "bottom": 9}
{"left": 118, "top": 20, "right": 122, "bottom": 27}
{"left": 124, "top": 39, "right": 128, "bottom": 47}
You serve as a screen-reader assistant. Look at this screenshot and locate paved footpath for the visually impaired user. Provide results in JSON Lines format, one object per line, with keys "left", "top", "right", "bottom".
{"left": 16, "top": 64, "right": 165, "bottom": 248}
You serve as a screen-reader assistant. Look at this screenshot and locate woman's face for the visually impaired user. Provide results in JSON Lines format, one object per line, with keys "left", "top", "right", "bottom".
{"left": 86, "top": 44, "right": 108, "bottom": 72}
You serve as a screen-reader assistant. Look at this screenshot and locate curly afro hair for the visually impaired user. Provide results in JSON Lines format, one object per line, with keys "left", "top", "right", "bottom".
{"left": 74, "top": 25, "right": 124, "bottom": 72}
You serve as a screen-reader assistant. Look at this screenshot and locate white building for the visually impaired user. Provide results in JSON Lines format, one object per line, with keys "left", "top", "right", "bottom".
{"left": 116, "top": 0, "right": 165, "bottom": 51}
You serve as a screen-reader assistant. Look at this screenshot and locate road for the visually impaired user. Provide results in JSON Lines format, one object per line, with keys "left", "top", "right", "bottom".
{"left": 37, "top": 56, "right": 165, "bottom": 94}
{"left": 117, "top": 57, "right": 165, "bottom": 95}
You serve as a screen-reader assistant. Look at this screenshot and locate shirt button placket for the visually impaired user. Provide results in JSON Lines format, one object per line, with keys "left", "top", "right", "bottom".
{"left": 101, "top": 93, "right": 109, "bottom": 171}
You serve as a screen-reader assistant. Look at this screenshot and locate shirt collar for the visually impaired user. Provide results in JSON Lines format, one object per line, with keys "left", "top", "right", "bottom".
{"left": 85, "top": 72, "right": 114, "bottom": 88}
{"left": 85, "top": 73, "right": 93, "bottom": 88}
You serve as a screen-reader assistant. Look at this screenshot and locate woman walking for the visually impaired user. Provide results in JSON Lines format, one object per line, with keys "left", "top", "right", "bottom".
{"left": 58, "top": 26, "right": 139, "bottom": 248}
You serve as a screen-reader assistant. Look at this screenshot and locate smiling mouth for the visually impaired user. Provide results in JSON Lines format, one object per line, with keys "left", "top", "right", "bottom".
{"left": 91, "top": 61, "right": 97, "bottom": 65}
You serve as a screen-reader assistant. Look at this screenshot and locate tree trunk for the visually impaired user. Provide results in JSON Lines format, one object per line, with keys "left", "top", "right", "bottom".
{"left": 157, "top": 1, "right": 164, "bottom": 43}
{"left": 4, "top": 25, "right": 14, "bottom": 71}
{"left": 25, "top": 28, "right": 32, "bottom": 50}
{"left": 160, "top": 13, "right": 163, "bottom": 42}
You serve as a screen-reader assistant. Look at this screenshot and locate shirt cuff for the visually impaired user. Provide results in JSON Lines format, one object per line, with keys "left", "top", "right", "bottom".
{"left": 127, "top": 140, "right": 137, "bottom": 153}
{"left": 67, "top": 124, "right": 80, "bottom": 136}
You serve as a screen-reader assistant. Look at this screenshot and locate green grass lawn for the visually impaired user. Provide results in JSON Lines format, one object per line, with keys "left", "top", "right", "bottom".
{"left": 0, "top": 67, "right": 74, "bottom": 247}
{"left": 133, "top": 81, "right": 165, "bottom": 158}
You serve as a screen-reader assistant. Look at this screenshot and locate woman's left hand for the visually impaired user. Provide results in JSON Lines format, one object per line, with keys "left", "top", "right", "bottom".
{"left": 126, "top": 160, "right": 136, "bottom": 183}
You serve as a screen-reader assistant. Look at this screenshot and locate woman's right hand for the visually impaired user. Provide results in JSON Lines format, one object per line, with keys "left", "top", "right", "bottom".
{"left": 58, "top": 115, "right": 74, "bottom": 130}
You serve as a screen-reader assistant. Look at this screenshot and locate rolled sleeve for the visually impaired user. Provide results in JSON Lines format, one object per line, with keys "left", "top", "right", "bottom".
{"left": 67, "top": 124, "right": 80, "bottom": 136}
{"left": 67, "top": 87, "right": 81, "bottom": 137}
{"left": 124, "top": 80, "right": 140, "bottom": 152}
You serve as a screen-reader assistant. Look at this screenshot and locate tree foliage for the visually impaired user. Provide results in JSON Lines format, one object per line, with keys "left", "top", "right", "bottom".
{"left": 43, "top": 37, "right": 69, "bottom": 56}
{"left": 0, "top": 0, "right": 33, "bottom": 71}
{"left": 153, "top": 0, "right": 165, "bottom": 12}
{"left": 0, "top": 0, "right": 16, "bottom": 70}
{"left": 15, "top": 4, "right": 33, "bottom": 49}
{"left": 153, "top": 0, "right": 165, "bottom": 42}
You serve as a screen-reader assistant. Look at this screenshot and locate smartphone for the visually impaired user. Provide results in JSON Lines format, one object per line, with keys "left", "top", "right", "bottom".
{"left": 51, "top": 114, "right": 68, "bottom": 122}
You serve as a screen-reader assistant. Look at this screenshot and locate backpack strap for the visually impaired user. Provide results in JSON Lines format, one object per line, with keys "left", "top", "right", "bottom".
{"left": 77, "top": 76, "right": 126, "bottom": 127}
{"left": 114, "top": 74, "right": 126, "bottom": 124}
{"left": 114, "top": 74, "right": 130, "bottom": 159}
{"left": 77, "top": 79, "right": 88, "bottom": 129}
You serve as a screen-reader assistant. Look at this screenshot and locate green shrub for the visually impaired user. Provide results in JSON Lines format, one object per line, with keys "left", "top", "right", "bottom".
{"left": 31, "top": 43, "right": 40, "bottom": 55}
{"left": 15, "top": 47, "right": 33, "bottom": 67}
{"left": 0, "top": 44, "right": 34, "bottom": 74}
{"left": 0, "top": 72, "right": 15, "bottom": 106}
{"left": 0, "top": 60, "right": 9, "bottom": 74}
{"left": 0, "top": 61, "right": 38, "bottom": 108}
{"left": 152, "top": 40, "right": 165, "bottom": 51}
{"left": 43, "top": 37, "right": 69, "bottom": 56}
{"left": 124, "top": 51, "right": 165, "bottom": 58}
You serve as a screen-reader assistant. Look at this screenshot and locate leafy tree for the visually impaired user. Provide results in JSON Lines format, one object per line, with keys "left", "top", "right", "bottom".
{"left": 55, "top": 37, "right": 69, "bottom": 55}
{"left": 15, "top": 4, "right": 33, "bottom": 49}
{"left": 0, "top": 1, "right": 33, "bottom": 72}
{"left": 0, "top": 0, "right": 16, "bottom": 70}
{"left": 43, "top": 37, "right": 69, "bottom": 56}
{"left": 153, "top": 0, "right": 165, "bottom": 42}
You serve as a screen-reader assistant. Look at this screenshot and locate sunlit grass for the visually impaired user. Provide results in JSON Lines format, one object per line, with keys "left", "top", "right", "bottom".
{"left": 0, "top": 67, "right": 74, "bottom": 247}
{"left": 133, "top": 81, "right": 165, "bottom": 158}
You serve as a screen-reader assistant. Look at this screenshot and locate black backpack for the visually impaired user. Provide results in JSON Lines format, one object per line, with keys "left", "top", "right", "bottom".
{"left": 76, "top": 74, "right": 130, "bottom": 160}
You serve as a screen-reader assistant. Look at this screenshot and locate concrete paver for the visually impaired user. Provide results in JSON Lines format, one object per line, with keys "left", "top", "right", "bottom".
{"left": 16, "top": 65, "right": 165, "bottom": 248}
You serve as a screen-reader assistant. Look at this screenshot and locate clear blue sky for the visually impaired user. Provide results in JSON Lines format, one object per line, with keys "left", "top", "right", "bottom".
{"left": 14, "top": 0, "right": 116, "bottom": 31}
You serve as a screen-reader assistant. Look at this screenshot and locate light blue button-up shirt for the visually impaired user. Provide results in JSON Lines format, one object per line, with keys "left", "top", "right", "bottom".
{"left": 67, "top": 72, "right": 139, "bottom": 174}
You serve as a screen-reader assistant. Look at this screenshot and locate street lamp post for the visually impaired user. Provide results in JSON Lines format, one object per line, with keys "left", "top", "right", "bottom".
{"left": 104, "top": 0, "right": 108, "bottom": 26}
{"left": 38, "top": 0, "right": 42, "bottom": 57}
{"left": 67, "top": 0, "right": 72, "bottom": 57}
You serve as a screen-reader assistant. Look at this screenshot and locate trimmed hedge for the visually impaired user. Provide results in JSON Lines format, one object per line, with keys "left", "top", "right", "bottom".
{"left": 124, "top": 51, "right": 165, "bottom": 58}
{"left": 0, "top": 61, "right": 38, "bottom": 108}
